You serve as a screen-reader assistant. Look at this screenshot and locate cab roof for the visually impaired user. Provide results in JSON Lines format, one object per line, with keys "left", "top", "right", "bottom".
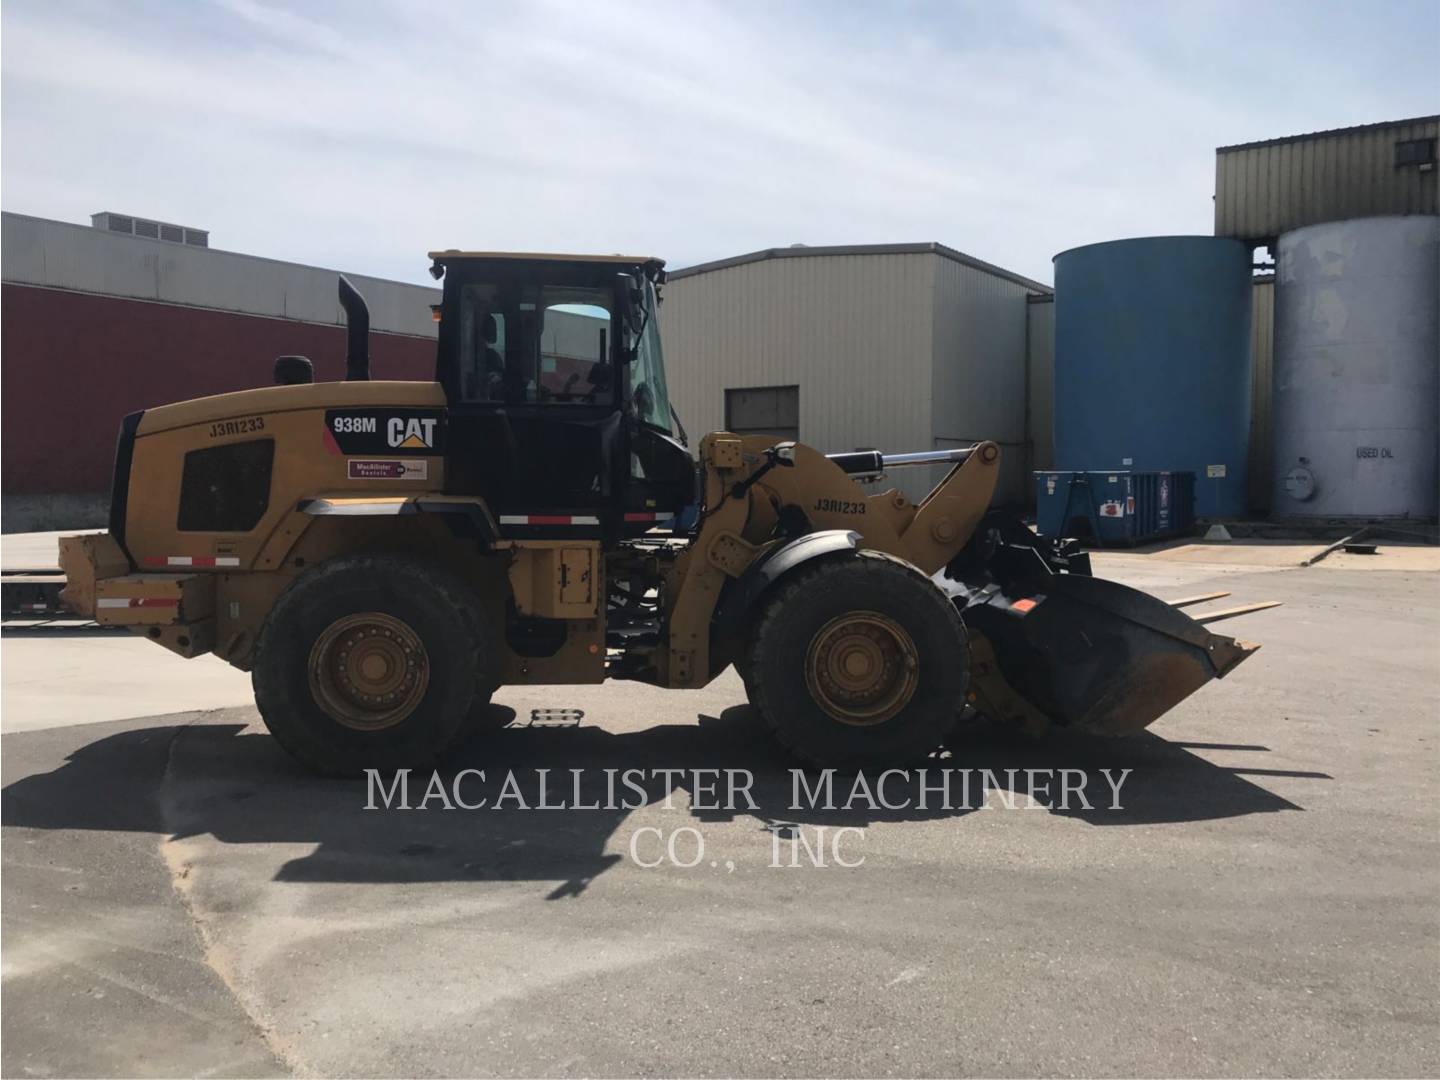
{"left": 428, "top": 249, "right": 664, "bottom": 267}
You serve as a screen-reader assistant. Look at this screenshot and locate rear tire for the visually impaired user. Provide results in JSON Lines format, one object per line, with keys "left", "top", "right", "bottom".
{"left": 253, "top": 555, "right": 495, "bottom": 775}
{"left": 746, "top": 552, "right": 968, "bottom": 770}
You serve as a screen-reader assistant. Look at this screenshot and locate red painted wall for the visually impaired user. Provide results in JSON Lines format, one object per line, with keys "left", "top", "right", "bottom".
{"left": 1, "top": 284, "right": 437, "bottom": 494}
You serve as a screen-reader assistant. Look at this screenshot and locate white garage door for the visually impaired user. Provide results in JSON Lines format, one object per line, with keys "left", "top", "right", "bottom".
{"left": 725, "top": 385, "right": 799, "bottom": 441}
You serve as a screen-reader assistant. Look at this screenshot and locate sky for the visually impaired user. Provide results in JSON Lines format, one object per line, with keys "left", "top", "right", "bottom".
{"left": 2, "top": 0, "right": 1436, "bottom": 287}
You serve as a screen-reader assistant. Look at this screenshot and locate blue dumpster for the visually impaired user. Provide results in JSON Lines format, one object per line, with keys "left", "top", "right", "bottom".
{"left": 1036, "top": 471, "right": 1195, "bottom": 546}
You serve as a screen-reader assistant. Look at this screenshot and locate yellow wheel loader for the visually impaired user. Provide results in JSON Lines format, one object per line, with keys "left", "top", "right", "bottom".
{"left": 60, "top": 252, "right": 1265, "bottom": 774}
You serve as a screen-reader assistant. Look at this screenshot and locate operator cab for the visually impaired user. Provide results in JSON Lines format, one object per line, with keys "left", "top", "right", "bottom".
{"left": 430, "top": 251, "right": 694, "bottom": 544}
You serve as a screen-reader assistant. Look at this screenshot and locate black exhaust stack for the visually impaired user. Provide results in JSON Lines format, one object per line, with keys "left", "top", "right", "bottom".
{"left": 338, "top": 275, "right": 370, "bottom": 381}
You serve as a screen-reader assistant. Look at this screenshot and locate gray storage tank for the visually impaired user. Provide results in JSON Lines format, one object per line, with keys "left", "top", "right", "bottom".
{"left": 1272, "top": 216, "right": 1440, "bottom": 518}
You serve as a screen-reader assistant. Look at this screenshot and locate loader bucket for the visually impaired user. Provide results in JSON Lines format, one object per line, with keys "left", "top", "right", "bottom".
{"left": 960, "top": 573, "right": 1259, "bottom": 736}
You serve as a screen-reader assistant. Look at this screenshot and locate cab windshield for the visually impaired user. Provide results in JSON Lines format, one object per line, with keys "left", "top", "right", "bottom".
{"left": 630, "top": 280, "right": 673, "bottom": 435}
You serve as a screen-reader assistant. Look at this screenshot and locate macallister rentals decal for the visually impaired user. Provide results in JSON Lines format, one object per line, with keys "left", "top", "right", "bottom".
{"left": 348, "top": 459, "right": 429, "bottom": 481}
{"left": 324, "top": 408, "right": 445, "bottom": 456}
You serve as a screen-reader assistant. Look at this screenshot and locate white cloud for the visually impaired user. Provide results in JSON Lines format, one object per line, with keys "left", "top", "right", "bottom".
{"left": 2, "top": 0, "right": 1434, "bottom": 285}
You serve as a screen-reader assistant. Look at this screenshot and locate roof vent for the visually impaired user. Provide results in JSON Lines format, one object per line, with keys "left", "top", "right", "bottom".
{"left": 91, "top": 211, "right": 208, "bottom": 248}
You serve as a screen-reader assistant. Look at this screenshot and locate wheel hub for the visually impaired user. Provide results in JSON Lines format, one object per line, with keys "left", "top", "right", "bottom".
{"left": 308, "top": 612, "right": 429, "bottom": 731}
{"left": 805, "top": 611, "right": 919, "bottom": 726}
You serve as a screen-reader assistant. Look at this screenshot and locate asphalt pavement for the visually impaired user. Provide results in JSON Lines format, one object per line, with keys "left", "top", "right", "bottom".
{"left": 3, "top": 545, "right": 1437, "bottom": 1077}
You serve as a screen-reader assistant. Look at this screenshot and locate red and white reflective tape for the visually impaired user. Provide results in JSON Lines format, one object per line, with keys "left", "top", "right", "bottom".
{"left": 142, "top": 555, "right": 240, "bottom": 567}
{"left": 623, "top": 511, "right": 676, "bottom": 524}
{"left": 97, "top": 597, "right": 180, "bottom": 609}
{"left": 498, "top": 514, "right": 601, "bottom": 527}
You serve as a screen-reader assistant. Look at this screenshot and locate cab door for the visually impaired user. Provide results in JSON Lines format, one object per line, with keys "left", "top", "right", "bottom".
{"left": 438, "top": 268, "right": 627, "bottom": 538}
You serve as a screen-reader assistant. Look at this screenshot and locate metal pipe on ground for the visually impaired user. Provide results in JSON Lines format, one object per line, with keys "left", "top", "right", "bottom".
{"left": 1302, "top": 526, "right": 1372, "bottom": 566}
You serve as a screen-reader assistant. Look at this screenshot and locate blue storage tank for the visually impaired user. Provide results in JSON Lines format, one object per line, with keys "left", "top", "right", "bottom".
{"left": 1053, "top": 236, "right": 1252, "bottom": 518}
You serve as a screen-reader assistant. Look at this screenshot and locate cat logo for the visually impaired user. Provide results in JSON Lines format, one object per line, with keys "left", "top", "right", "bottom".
{"left": 324, "top": 408, "right": 444, "bottom": 456}
{"left": 388, "top": 417, "right": 438, "bottom": 449}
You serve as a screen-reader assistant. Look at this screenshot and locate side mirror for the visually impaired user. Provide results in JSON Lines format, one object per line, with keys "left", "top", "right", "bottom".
{"left": 616, "top": 272, "right": 646, "bottom": 339}
{"left": 772, "top": 442, "right": 797, "bottom": 467}
{"left": 615, "top": 272, "right": 643, "bottom": 306}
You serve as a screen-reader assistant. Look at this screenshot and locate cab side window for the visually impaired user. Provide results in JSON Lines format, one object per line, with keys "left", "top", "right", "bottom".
{"left": 539, "top": 294, "right": 611, "bottom": 402}
{"left": 458, "top": 284, "right": 504, "bottom": 402}
{"left": 456, "top": 282, "right": 613, "bottom": 404}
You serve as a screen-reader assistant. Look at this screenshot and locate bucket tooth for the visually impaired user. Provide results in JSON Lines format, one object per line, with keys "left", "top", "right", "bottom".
{"left": 1209, "top": 636, "right": 1261, "bottom": 677}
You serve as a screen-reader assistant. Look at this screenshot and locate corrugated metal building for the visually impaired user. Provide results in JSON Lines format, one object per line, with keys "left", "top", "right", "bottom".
{"left": 3, "top": 212, "right": 439, "bottom": 336}
{"left": 1026, "top": 295, "right": 1055, "bottom": 482}
{"left": 1215, "top": 115, "right": 1438, "bottom": 244}
{"left": 660, "top": 243, "right": 1054, "bottom": 505}
{"left": 1248, "top": 277, "right": 1275, "bottom": 513}
{"left": 1, "top": 212, "right": 440, "bottom": 530}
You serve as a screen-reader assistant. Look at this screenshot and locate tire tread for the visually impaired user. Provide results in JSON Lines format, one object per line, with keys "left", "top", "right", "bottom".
{"left": 252, "top": 554, "right": 494, "bottom": 774}
{"left": 745, "top": 551, "right": 967, "bottom": 769}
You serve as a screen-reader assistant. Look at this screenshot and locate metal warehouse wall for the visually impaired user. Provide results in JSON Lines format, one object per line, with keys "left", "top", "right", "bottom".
{"left": 1026, "top": 295, "right": 1055, "bottom": 479}
{"left": 0, "top": 286, "right": 435, "bottom": 505}
{"left": 661, "top": 252, "right": 938, "bottom": 501}
{"left": 1, "top": 213, "right": 441, "bottom": 530}
{"left": 2, "top": 212, "right": 440, "bottom": 336}
{"left": 1215, "top": 117, "right": 1439, "bottom": 241}
{"left": 930, "top": 257, "right": 1038, "bottom": 504}
{"left": 1248, "top": 278, "right": 1275, "bottom": 513}
{"left": 662, "top": 246, "right": 1049, "bottom": 506}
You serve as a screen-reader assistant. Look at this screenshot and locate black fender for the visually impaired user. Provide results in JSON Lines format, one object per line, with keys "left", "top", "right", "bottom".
{"left": 710, "top": 530, "right": 861, "bottom": 667}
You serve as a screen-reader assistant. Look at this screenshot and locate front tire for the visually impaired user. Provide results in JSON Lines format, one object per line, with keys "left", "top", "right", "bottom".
{"left": 252, "top": 555, "right": 494, "bottom": 775}
{"left": 746, "top": 552, "right": 969, "bottom": 770}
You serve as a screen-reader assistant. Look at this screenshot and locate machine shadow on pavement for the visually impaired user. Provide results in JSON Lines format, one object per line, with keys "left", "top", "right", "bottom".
{"left": 2, "top": 705, "right": 1328, "bottom": 898}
